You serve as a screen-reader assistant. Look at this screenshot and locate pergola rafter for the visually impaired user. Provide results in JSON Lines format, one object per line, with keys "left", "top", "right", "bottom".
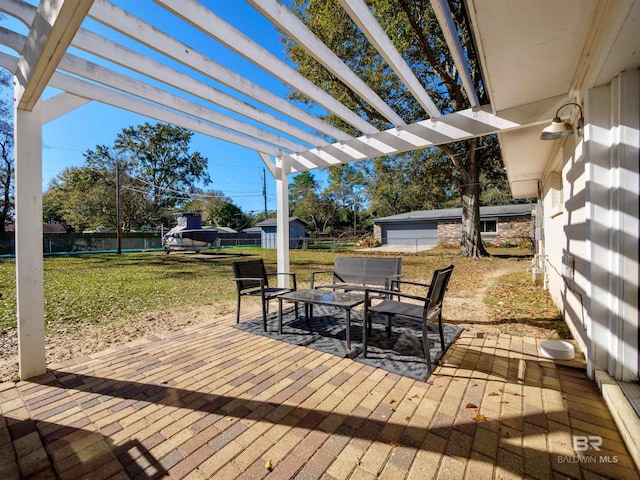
{"left": 0, "top": 0, "right": 532, "bottom": 380}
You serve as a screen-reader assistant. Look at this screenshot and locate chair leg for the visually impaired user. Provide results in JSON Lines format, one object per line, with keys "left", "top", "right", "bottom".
{"left": 236, "top": 295, "right": 241, "bottom": 324}
{"left": 262, "top": 300, "right": 268, "bottom": 331}
{"left": 422, "top": 324, "right": 433, "bottom": 373}
{"left": 363, "top": 306, "right": 369, "bottom": 358}
{"left": 386, "top": 315, "right": 391, "bottom": 337}
{"left": 438, "top": 312, "right": 445, "bottom": 350}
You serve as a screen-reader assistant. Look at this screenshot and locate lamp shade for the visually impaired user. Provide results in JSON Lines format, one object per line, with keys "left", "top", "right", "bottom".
{"left": 540, "top": 117, "right": 575, "bottom": 140}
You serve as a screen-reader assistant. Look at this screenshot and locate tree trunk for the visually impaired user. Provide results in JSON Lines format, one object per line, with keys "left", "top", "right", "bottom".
{"left": 459, "top": 153, "right": 489, "bottom": 258}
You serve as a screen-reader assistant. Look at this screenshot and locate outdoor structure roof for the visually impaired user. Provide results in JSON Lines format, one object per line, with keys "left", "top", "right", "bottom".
{"left": 373, "top": 203, "right": 532, "bottom": 224}
{"left": 255, "top": 217, "right": 309, "bottom": 228}
{"left": 0, "top": 0, "right": 521, "bottom": 182}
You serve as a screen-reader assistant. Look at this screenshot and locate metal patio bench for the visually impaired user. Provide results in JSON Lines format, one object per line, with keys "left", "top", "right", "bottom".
{"left": 310, "top": 256, "right": 402, "bottom": 293}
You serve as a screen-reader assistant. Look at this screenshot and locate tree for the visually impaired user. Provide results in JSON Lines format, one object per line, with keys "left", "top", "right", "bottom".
{"left": 288, "top": 172, "right": 318, "bottom": 213}
{"left": 43, "top": 123, "right": 211, "bottom": 231}
{"left": 183, "top": 189, "right": 250, "bottom": 228}
{"left": 83, "top": 145, "right": 154, "bottom": 232}
{"left": 285, "top": 0, "right": 509, "bottom": 256}
{"left": 288, "top": 172, "right": 340, "bottom": 234}
{"left": 43, "top": 166, "right": 114, "bottom": 232}
{"left": 0, "top": 69, "right": 14, "bottom": 232}
{"left": 112, "top": 123, "right": 211, "bottom": 224}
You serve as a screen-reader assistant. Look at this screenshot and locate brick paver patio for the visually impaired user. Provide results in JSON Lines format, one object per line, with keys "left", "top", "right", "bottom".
{"left": 1, "top": 310, "right": 638, "bottom": 479}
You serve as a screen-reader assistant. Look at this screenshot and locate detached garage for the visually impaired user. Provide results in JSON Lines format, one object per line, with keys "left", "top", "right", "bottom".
{"left": 373, "top": 204, "right": 533, "bottom": 248}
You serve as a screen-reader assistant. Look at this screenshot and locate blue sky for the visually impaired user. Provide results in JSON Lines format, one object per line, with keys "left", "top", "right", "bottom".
{"left": 1, "top": 0, "right": 329, "bottom": 215}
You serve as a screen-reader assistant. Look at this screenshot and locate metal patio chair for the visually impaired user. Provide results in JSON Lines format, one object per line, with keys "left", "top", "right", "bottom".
{"left": 363, "top": 264, "right": 454, "bottom": 373}
{"left": 232, "top": 259, "right": 298, "bottom": 331}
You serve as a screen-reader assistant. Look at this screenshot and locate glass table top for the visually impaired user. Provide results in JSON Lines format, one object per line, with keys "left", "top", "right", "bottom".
{"left": 278, "top": 288, "right": 365, "bottom": 307}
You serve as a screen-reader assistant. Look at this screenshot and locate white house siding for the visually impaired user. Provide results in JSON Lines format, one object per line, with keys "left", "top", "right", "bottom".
{"left": 539, "top": 69, "right": 639, "bottom": 382}
{"left": 541, "top": 133, "right": 589, "bottom": 358}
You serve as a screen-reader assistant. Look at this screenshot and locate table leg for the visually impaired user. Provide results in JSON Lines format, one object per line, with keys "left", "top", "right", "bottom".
{"left": 346, "top": 308, "right": 351, "bottom": 351}
{"left": 278, "top": 298, "right": 283, "bottom": 334}
{"left": 363, "top": 309, "right": 368, "bottom": 358}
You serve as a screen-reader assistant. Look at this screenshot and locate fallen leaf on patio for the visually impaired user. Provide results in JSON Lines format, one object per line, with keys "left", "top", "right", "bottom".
{"left": 504, "top": 431, "right": 511, "bottom": 438}
{"left": 265, "top": 460, "right": 273, "bottom": 471}
{"left": 488, "top": 392, "right": 499, "bottom": 396}
{"left": 472, "top": 383, "right": 479, "bottom": 387}
{"left": 474, "top": 414, "right": 487, "bottom": 422}
{"left": 405, "top": 416, "right": 411, "bottom": 421}
{"left": 498, "top": 389, "right": 521, "bottom": 396}
{"left": 500, "top": 400, "right": 509, "bottom": 404}
{"left": 412, "top": 394, "right": 420, "bottom": 399}
{"left": 390, "top": 399, "right": 396, "bottom": 404}
{"left": 465, "top": 403, "right": 478, "bottom": 409}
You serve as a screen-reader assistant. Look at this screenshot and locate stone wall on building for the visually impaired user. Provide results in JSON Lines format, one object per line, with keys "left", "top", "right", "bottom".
{"left": 437, "top": 216, "right": 533, "bottom": 248}
{"left": 373, "top": 224, "right": 382, "bottom": 244}
{"left": 492, "top": 216, "right": 534, "bottom": 247}
{"left": 437, "top": 221, "right": 461, "bottom": 248}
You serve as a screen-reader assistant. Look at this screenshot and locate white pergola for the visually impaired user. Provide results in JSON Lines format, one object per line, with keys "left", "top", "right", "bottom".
{"left": 0, "top": 0, "right": 553, "bottom": 379}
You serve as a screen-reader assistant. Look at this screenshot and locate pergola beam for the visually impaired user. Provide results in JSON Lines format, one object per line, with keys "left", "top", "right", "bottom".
{"left": 285, "top": 105, "right": 521, "bottom": 171}
{"left": 72, "top": 29, "right": 328, "bottom": 148}
{"left": 154, "top": 0, "right": 379, "bottom": 136}
{"left": 15, "top": 0, "right": 94, "bottom": 110}
{"left": 248, "top": 0, "right": 406, "bottom": 127}
{"left": 48, "top": 71, "right": 285, "bottom": 157}
{"left": 42, "top": 92, "right": 91, "bottom": 123}
{"left": 338, "top": 0, "right": 442, "bottom": 119}
{"left": 87, "top": 0, "right": 351, "bottom": 143}
{"left": 430, "top": 0, "right": 480, "bottom": 107}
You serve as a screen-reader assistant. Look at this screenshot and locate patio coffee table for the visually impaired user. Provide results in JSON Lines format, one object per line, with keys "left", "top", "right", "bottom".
{"left": 277, "top": 289, "right": 365, "bottom": 353}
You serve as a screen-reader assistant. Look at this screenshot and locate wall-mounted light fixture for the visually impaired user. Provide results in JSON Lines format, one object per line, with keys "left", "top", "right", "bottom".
{"left": 540, "top": 102, "right": 584, "bottom": 140}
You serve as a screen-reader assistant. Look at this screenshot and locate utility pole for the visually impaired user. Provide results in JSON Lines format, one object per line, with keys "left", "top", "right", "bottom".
{"left": 262, "top": 168, "right": 268, "bottom": 219}
{"left": 116, "top": 161, "right": 122, "bottom": 254}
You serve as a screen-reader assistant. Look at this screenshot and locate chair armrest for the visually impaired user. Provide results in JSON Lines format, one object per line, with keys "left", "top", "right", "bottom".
{"left": 364, "top": 287, "right": 425, "bottom": 303}
{"left": 267, "top": 271, "right": 297, "bottom": 290}
{"left": 310, "top": 269, "right": 334, "bottom": 289}
{"left": 393, "top": 279, "right": 431, "bottom": 288}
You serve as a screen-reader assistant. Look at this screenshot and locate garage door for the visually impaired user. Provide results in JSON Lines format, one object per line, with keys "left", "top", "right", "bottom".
{"left": 382, "top": 222, "right": 438, "bottom": 246}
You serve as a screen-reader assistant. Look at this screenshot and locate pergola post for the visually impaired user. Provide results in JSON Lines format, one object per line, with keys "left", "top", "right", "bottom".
{"left": 14, "top": 97, "right": 45, "bottom": 380}
{"left": 275, "top": 156, "right": 290, "bottom": 288}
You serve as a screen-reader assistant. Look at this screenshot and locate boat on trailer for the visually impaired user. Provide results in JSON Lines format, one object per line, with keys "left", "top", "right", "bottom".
{"left": 163, "top": 212, "right": 219, "bottom": 254}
